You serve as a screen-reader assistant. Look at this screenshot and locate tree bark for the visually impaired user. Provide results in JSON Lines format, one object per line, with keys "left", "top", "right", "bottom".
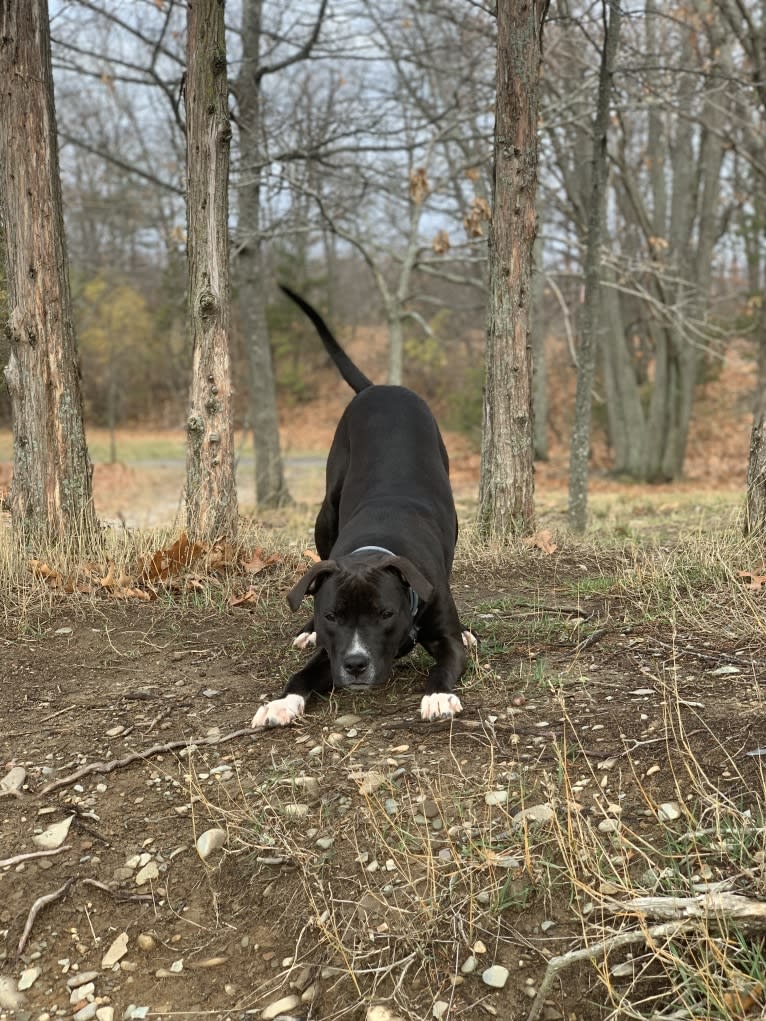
{"left": 0, "top": 0, "right": 97, "bottom": 544}
{"left": 184, "top": 0, "right": 238, "bottom": 540}
{"left": 746, "top": 295, "right": 766, "bottom": 534}
{"left": 568, "top": 0, "right": 622, "bottom": 532}
{"left": 235, "top": 0, "right": 291, "bottom": 509}
{"left": 531, "top": 233, "right": 549, "bottom": 461}
{"left": 477, "top": 0, "right": 548, "bottom": 540}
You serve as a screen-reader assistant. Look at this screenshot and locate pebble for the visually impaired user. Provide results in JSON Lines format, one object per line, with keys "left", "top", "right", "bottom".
{"left": 96, "top": 1008, "right": 114, "bottom": 1021}
{"left": 17, "top": 967, "right": 40, "bottom": 991}
{"left": 73, "top": 1004, "right": 98, "bottom": 1021}
{"left": 366, "top": 1007, "right": 405, "bottom": 1021}
{"left": 460, "top": 955, "right": 478, "bottom": 974}
{"left": 137, "top": 934, "right": 156, "bottom": 952}
{"left": 540, "top": 920, "right": 556, "bottom": 932}
{"left": 315, "top": 837, "right": 334, "bottom": 850}
{"left": 359, "top": 770, "right": 387, "bottom": 795}
{"left": 67, "top": 972, "right": 99, "bottom": 989}
{"left": 0, "top": 766, "right": 26, "bottom": 795}
{"left": 484, "top": 790, "right": 508, "bottom": 807}
{"left": 473, "top": 940, "right": 487, "bottom": 954}
{"left": 512, "top": 804, "right": 554, "bottom": 829}
{"left": 284, "top": 803, "right": 309, "bottom": 818}
{"left": 658, "top": 801, "right": 681, "bottom": 822}
{"left": 135, "top": 861, "right": 159, "bottom": 885}
{"left": 335, "top": 714, "right": 362, "bottom": 727}
{"left": 195, "top": 828, "right": 227, "bottom": 859}
{"left": 384, "top": 798, "right": 399, "bottom": 816}
{"left": 598, "top": 819, "right": 621, "bottom": 834}
{"left": 261, "top": 994, "right": 301, "bottom": 1020}
{"left": 70, "top": 982, "right": 94, "bottom": 1003}
{"left": 422, "top": 800, "right": 439, "bottom": 819}
{"left": 0, "top": 977, "right": 23, "bottom": 1011}
{"left": 32, "top": 816, "right": 73, "bottom": 849}
{"left": 482, "top": 965, "right": 509, "bottom": 988}
{"left": 101, "top": 931, "right": 129, "bottom": 969}
{"left": 432, "top": 1001, "right": 449, "bottom": 1019}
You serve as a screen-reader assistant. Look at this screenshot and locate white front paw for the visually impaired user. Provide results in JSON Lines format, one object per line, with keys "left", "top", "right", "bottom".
{"left": 252, "top": 694, "right": 306, "bottom": 728}
{"left": 292, "top": 631, "right": 317, "bottom": 650}
{"left": 461, "top": 630, "right": 478, "bottom": 648}
{"left": 420, "top": 692, "right": 463, "bottom": 721}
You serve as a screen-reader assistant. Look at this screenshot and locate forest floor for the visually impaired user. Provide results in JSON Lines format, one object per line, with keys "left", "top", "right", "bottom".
{"left": 1, "top": 342, "right": 765, "bottom": 1021}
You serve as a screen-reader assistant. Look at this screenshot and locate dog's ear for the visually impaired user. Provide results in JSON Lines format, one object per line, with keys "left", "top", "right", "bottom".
{"left": 287, "top": 560, "right": 338, "bottom": 611}
{"left": 383, "top": 556, "right": 433, "bottom": 604}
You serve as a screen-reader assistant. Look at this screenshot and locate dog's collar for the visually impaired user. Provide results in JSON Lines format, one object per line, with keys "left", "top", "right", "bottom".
{"left": 348, "top": 545, "right": 421, "bottom": 626}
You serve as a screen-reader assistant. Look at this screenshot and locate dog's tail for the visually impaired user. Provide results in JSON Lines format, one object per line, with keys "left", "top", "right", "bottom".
{"left": 280, "top": 284, "right": 373, "bottom": 393}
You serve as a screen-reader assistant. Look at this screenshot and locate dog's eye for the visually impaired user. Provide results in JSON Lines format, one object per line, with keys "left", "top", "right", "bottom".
{"left": 324, "top": 611, "right": 336, "bottom": 623}
{"left": 381, "top": 609, "right": 395, "bottom": 620}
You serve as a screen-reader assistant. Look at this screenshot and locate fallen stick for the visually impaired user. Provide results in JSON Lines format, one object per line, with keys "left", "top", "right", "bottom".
{"left": 38, "top": 726, "right": 263, "bottom": 796}
{"left": 526, "top": 920, "right": 695, "bottom": 1021}
{"left": 17, "top": 878, "right": 75, "bottom": 958}
{"left": 0, "top": 846, "right": 71, "bottom": 869}
{"left": 602, "top": 891, "right": 766, "bottom": 925}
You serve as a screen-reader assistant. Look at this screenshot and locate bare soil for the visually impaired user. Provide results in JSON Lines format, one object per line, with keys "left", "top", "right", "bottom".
{"left": 2, "top": 551, "right": 765, "bottom": 1021}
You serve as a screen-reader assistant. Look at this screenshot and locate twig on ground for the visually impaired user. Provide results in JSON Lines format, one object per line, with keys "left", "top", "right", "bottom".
{"left": 603, "top": 891, "right": 766, "bottom": 925}
{"left": 17, "top": 879, "right": 76, "bottom": 958}
{"left": 38, "top": 727, "right": 263, "bottom": 796}
{"left": 526, "top": 920, "right": 695, "bottom": 1021}
{"left": 81, "top": 878, "right": 155, "bottom": 903}
{"left": 39, "top": 705, "right": 76, "bottom": 724}
{"left": 0, "top": 846, "right": 71, "bottom": 869}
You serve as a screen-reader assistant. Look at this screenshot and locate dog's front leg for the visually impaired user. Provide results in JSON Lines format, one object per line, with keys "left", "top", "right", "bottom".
{"left": 292, "top": 617, "right": 317, "bottom": 650}
{"left": 252, "top": 649, "right": 333, "bottom": 728}
{"left": 419, "top": 635, "right": 466, "bottom": 721}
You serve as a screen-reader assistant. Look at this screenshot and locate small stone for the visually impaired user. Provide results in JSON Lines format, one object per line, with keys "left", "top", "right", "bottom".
{"left": 473, "top": 940, "right": 487, "bottom": 954}
{"left": 512, "top": 804, "right": 554, "bottom": 829}
{"left": 366, "top": 1007, "right": 405, "bottom": 1021}
{"left": 0, "top": 766, "right": 26, "bottom": 795}
{"left": 101, "top": 932, "right": 129, "bottom": 969}
{"left": 135, "top": 861, "right": 159, "bottom": 886}
{"left": 657, "top": 801, "right": 681, "bottom": 822}
{"left": 598, "top": 819, "right": 621, "bottom": 834}
{"left": 422, "top": 800, "right": 439, "bottom": 819}
{"left": 70, "top": 982, "right": 94, "bottom": 1003}
{"left": 0, "top": 977, "right": 23, "bottom": 1011}
{"left": 359, "top": 770, "right": 387, "bottom": 795}
{"left": 96, "top": 1008, "right": 114, "bottom": 1021}
{"left": 384, "top": 798, "right": 399, "bottom": 816}
{"left": 315, "top": 837, "right": 334, "bottom": 850}
{"left": 17, "top": 968, "right": 40, "bottom": 991}
{"left": 484, "top": 789, "right": 508, "bottom": 807}
{"left": 283, "top": 803, "right": 309, "bottom": 818}
{"left": 460, "top": 955, "right": 478, "bottom": 974}
{"left": 195, "top": 828, "right": 227, "bottom": 860}
{"left": 32, "top": 815, "right": 73, "bottom": 849}
{"left": 54, "top": 626, "right": 73, "bottom": 635}
{"left": 540, "top": 920, "right": 556, "bottom": 932}
{"left": 137, "top": 934, "right": 156, "bottom": 952}
{"left": 482, "top": 965, "right": 509, "bottom": 989}
{"left": 301, "top": 983, "right": 316, "bottom": 1002}
{"left": 112, "top": 867, "right": 134, "bottom": 881}
{"left": 432, "top": 1001, "right": 449, "bottom": 1019}
{"left": 106, "top": 726, "right": 125, "bottom": 738}
{"left": 261, "top": 994, "right": 301, "bottom": 1020}
{"left": 335, "top": 714, "right": 362, "bottom": 727}
{"left": 67, "top": 972, "right": 99, "bottom": 989}
{"left": 73, "top": 1004, "right": 97, "bottom": 1021}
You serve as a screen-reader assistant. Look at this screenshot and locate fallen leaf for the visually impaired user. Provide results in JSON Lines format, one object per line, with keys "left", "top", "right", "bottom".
{"left": 738, "top": 569, "right": 766, "bottom": 591}
{"left": 230, "top": 589, "right": 259, "bottom": 607}
{"left": 29, "top": 560, "right": 62, "bottom": 587}
{"left": 524, "top": 529, "right": 558, "bottom": 555}
{"left": 243, "top": 548, "right": 282, "bottom": 574}
{"left": 304, "top": 549, "right": 321, "bottom": 563}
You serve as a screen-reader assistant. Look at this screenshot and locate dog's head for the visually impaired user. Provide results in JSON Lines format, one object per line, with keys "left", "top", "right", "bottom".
{"left": 287, "top": 555, "right": 433, "bottom": 689}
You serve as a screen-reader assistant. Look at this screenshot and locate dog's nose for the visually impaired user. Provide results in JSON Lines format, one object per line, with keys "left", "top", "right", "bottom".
{"left": 343, "top": 652, "right": 369, "bottom": 676}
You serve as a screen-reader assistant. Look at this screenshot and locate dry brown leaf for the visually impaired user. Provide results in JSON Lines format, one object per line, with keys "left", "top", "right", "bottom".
{"left": 206, "top": 542, "right": 239, "bottom": 572}
{"left": 230, "top": 589, "right": 259, "bottom": 608}
{"left": 29, "top": 560, "right": 62, "bottom": 587}
{"left": 524, "top": 529, "right": 558, "bottom": 556}
{"left": 738, "top": 569, "right": 766, "bottom": 591}
{"left": 304, "top": 549, "right": 321, "bottom": 563}
{"left": 141, "top": 532, "right": 206, "bottom": 582}
{"left": 243, "top": 548, "right": 282, "bottom": 574}
{"left": 114, "top": 587, "right": 152, "bottom": 602}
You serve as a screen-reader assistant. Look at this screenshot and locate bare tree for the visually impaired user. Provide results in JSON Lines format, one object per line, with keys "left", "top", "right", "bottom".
{"left": 0, "top": 0, "right": 97, "bottom": 543}
{"left": 568, "top": 0, "right": 622, "bottom": 532}
{"left": 184, "top": 0, "right": 238, "bottom": 540}
{"left": 477, "top": 0, "right": 548, "bottom": 540}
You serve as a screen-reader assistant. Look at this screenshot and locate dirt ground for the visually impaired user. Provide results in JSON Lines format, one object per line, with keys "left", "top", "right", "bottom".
{"left": 2, "top": 545, "right": 765, "bottom": 1021}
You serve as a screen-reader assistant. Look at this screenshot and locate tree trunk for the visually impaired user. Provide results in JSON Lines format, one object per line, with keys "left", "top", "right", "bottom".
{"left": 568, "top": 0, "right": 622, "bottom": 532}
{"left": 531, "top": 233, "right": 549, "bottom": 461}
{"left": 236, "top": 0, "right": 291, "bottom": 509}
{"left": 184, "top": 0, "right": 238, "bottom": 540}
{"left": 477, "top": 0, "right": 548, "bottom": 540}
{"left": 745, "top": 296, "right": 766, "bottom": 534}
{"left": 0, "top": 0, "right": 97, "bottom": 544}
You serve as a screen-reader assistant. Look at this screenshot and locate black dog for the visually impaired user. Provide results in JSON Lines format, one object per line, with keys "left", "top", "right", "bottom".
{"left": 252, "top": 287, "right": 472, "bottom": 728}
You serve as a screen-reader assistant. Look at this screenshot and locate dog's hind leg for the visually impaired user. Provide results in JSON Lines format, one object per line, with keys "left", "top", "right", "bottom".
{"left": 252, "top": 649, "right": 333, "bottom": 728}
